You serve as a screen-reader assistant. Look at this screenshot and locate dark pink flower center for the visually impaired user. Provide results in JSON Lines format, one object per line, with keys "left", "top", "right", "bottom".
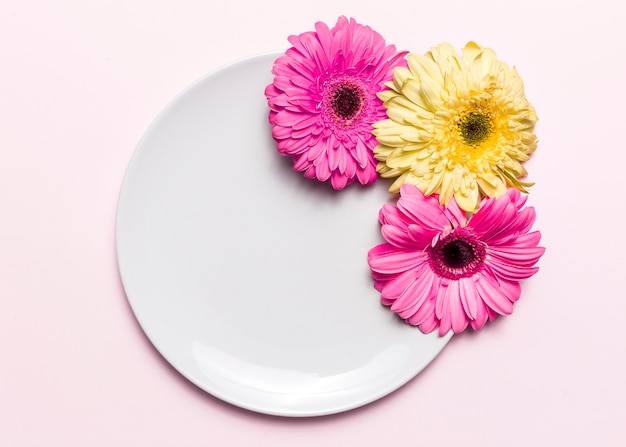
{"left": 322, "top": 76, "right": 367, "bottom": 128}
{"left": 332, "top": 86, "right": 362, "bottom": 119}
{"left": 428, "top": 228, "right": 486, "bottom": 279}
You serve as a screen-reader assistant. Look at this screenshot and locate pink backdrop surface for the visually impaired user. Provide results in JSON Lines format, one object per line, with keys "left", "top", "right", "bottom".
{"left": 2, "top": 1, "right": 625, "bottom": 445}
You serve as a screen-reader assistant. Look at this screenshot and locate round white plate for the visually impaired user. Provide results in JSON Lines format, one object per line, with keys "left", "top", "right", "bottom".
{"left": 116, "top": 52, "right": 452, "bottom": 417}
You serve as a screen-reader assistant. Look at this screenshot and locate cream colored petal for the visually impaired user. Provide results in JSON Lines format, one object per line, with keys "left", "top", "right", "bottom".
{"left": 419, "top": 73, "right": 448, "bottom": 105}
{"left": 476, "top": 173, "right": 504, "bottom": 198}
{"left": 402, "top": 79, "right": 444, "bottom": 113}
{"left": 399, "top": 79, "right": 429, "bottom": 110}
{"left": 454, "top": 185, "right": 480, "bottom": 213}
{"left": 461, "top": 41, "right": 483, "bottom": 62}
{"left": 373, "top": 118, "right": 402, "bottom": 130}
{"left": 383, "top": 101, "right": 422, "bottom": 124}
{"left": 384, "top": 95, "right": 434, "bottom": 122}
{"left": 479, "top": 49, "right": 499, "bottom": 76}
{"left": 374, "top": 128, "right": 431, "bottom": 149}
{"left": 411, "top": 157, "right": 432, "bottom": 176}
{"left": 375, "top": 161, "right": 399, "bottom": 176}
{"left": 400, "top": 141, "right": 431, "bottom": 154}
{"left": 408, "top": 53, "right": 445, "bottom": 87}
{"left": 373, "top": 143, "right": 396, "bottom": 159}
{"left": 444, "top": 70, "right": 470, "bottom": 99}
{"left": 491, "top": 179, "right": 508, "bottom": 197}
{"left": 386, "top": 148, "right": 423, "bottom": 169}
{"left": 451, "top": 165, "right": 466, "bottom": 193}
{"left": 441, "top": 53, "right": 463, "bottom": 76}
{"left": 382, "top": 94, "right": 416, "bottom": 110}
{"left": 439, "top": 169, "right": 454, "bottom": 205}
{"left": 387, "top": 172, "right": 410, "bottom": 193}
{"left": 403, "top": 173, "right": 422, "bottom": 189}
{"left": 373, "top": 132, "right": 408, "bottom": 147}
{"left": 391, "top": 66, "right": 414, "bottom": 90}
{"left": 423, "top": 169, "right": 444, "bottom": 196}
{"left": 377, "top": 89, "right": 399, "bottom": 103}
{"left": 396, "top": 125, "right": 423, "bottom": 141}
{"left": 429, "top": 42, "right": 459, "bottom": 63}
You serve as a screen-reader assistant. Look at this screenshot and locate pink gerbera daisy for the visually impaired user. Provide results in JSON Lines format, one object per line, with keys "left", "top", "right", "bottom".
{"left": 368, "top": 184, "right": 545, "bottom": 335}
{"left": 265, "top": 16, "right": 407, "bottom": 189}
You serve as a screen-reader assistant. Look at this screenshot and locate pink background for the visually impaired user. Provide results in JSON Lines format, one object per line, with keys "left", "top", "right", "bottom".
{"left": 2, "top": 0, "right": 625, "bottom": 445}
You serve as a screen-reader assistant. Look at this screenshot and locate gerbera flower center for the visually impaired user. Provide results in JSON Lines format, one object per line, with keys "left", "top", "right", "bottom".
{"left": 442, "top": 239, "right": 475, "bottom": 268}
{"left": 428, "top": 228, "right": 486, "bottom": 279}
{"left": 333, "top": 86, "right": 362, "bottom": 119}
{"left": 459, "top": 112, "right": 492, "bottom": 145}
{"left": 321, "top": 76, "right": 368, "bottom": 129}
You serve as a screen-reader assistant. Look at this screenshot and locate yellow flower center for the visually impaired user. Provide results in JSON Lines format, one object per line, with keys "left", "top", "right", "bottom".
{"left": 438, "top": 94, "right": 502, "bottom": 166}
{"left": 459, "top": 112, "right": 492, "bottom": 145}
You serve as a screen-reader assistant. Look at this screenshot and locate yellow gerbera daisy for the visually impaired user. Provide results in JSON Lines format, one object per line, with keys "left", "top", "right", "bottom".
{"left": 373, "top": 42, "right": 538, "bottom": 212}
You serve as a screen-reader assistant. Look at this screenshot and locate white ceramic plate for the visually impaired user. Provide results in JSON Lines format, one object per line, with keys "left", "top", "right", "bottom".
{"left": 116, "top": 52, "right": 452, "bottom": 417}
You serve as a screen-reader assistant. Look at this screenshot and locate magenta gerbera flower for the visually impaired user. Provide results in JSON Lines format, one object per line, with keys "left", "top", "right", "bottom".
{"left": 368, "top": 184, "right": 545, "bottom": 335}
{"left": 264, "top": 16, "right": 407, "bottom": 189}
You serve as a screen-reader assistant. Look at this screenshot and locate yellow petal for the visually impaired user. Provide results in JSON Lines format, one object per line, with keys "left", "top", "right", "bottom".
{"left": 454, "top": 186, "right": 480, "bottom": 213}
{"left": 408, "top": 53, "right": 444, "bottom": 87}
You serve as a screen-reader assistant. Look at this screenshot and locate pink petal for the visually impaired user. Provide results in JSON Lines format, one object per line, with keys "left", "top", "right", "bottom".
{"left": 270, "top": 124, "right": 292, "bottom": 139}
{"left": 438, "top": 299, "right": 452, "bottom": 336}
{"left": 380, "top": 204, "right": 411, "bottom": 229}
{"left": 355, "top": 160, "right": 377, "bottom": 185}
{"left": 292, "top": 153, "right": 313, "bottom": 171}
{"left": 306, "top": 139, "right": 327, "bottom": 161}
{"left": 289, "top": 74, "right": 314, "bottom": 89}
{"left": 407, "top": 224, "right": 438, "bottom": 247}
{"left": 487, "top": 257, "right": 540, "bottom": 280}
{"left": 469, "top": 193, "right": 510, "bottom": 236}
{"left": 381, "top": 224, "right": 418, "bottom": 249}
{"left": 291, "top": 125, "right": 321, "bottom": 139}
{"left": 336, "top": 145, "right": 348, "bottom": 174}
{"left": 459, "top": 277, "right": 478, "bottom": 320}
{"left": 435, "top": 280, "right": 449, "bottom": 320}
{"left": 477, "top": 201, "right": 517, "bottom": 240}
{"left": 507, "top": 187, "right": 526, "bottom": 208}
{"left": 330, "top": 170, "right": 349, "bottom": 189}
{"left": 407, "top": 293, "right": 436, "bottom": 326}
{"left": 344, "top": 157, "right": 357, "bottom": 178}
{"left": 314, "top": 156, "right": 332, "bottom": 181}
{"left": 291, "top": 113, "right": 320, "bottom": 131}
{"left": 381, "top": 269, "right": 417, "bottom": 302}
{"left": 303, "top": 165, "right": 316, "bottom": 179}
{"left": 368, "top": 245, "right": 428, "bottom": 274}
{"left": 469, "top": 301, "right": 489, "bottom": 330}
{"left": 328, "top": 144, "right": 340, "bottom": 171}
{"left": 398, "top": 194, "right": 450, "bottom": 231}
{"left": 498, "top": 279, "right": 522, "bottom": 303}
{"left": 485, "top": 207, "right": 537, "bottom": 244}
{"left": 399, "top": 184, "right": 421, "bottom": 196}
{"left": 488, "top": 245, "right": 546, "bottom": 267}
{"left": 313, "top": 20, "right": 333, "bottom": 58}
{"left": 447, "top": 281, "right": 469, "bottom": 333}
{"left": 390, "top": 265, "right": 434, "bottom": 315}
{"left": 407, "top": 275, "right": 440, "bottom": 324}
{"left": 443, "top": 196, "right": 468, "bottom": 229}
{"left": 416, "top": 310, "right": 439, "bottom": 333}
{"left": 281, "top": 135, "right": 312, "bottom": 155}
{"left": 353, "top": 138, "right": 370, "bottom": 168}
{"left": 514, "top": 231, "right": 542, "bottom": 247}
{"left": 475, "top": 275, "right": 514, "bottom": 315}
